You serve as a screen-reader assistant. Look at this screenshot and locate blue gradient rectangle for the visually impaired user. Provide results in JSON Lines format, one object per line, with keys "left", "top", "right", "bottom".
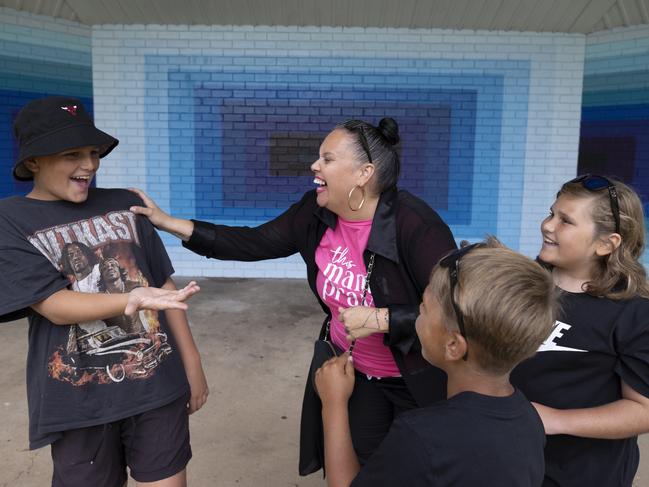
{"left": 144, "top": 55, "right": 529, "bottom": 243}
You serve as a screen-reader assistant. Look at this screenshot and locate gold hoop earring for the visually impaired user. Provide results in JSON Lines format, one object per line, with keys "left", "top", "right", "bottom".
{"left": 348, "top": 186, "right": 365, "bottom": 211}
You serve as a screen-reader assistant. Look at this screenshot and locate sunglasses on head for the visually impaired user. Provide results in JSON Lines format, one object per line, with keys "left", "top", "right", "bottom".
{"left": 438, "top": 242, "right": 484, "bottom": 360}
{"left": 342, "top": 120, "right": 373, "bottom": 165}
{"left": 567, "top": 174, "right": 620, "bottom": 234}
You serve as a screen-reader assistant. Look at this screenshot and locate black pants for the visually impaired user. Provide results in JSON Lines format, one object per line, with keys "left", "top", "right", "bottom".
{"left": 348, "top": 372, "right": 419, "bottom": 464}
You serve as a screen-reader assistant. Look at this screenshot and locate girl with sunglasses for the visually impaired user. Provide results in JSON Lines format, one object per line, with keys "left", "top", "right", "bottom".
{"left": 511, "top": 174, "right": 649, "bottom": 487}
{"left": 130, "top": 118, "right": 456, "bottom": 475}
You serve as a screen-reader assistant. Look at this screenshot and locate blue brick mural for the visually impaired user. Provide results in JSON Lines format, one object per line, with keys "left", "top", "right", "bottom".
{"left": 0, "top": 90, "right": 93, "bottom": 197}
{"left": 2, "top": 15, "right": 591, "bottom": 276}
{"left": 0, "top": 28, "right": 92, "bottom": 198}
{"left": 580, "top": 35, "right": 649, "bottom": 266}
{"left": 145, "top": 56, "right": 528, "bottom": 243}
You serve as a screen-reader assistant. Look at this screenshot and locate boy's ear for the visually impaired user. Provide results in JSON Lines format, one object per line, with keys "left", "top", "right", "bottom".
{"left": 595, "top": 232, "right": 622, "bottom": 257}
{"left": 22, "top": 158, "right": 39, "bottom": 175}
{"left": 444, "top": 331, "right": 468, "bottom": 362}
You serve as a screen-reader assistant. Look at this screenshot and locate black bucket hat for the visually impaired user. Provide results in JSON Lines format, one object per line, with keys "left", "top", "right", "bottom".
{"left": 12, "top": 96, "right": 119, "bottom": 181}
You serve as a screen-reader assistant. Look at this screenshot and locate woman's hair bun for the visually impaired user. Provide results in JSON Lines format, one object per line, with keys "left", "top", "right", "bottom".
{"left": 378, "top": 117, "right": 400, "bottom": 146}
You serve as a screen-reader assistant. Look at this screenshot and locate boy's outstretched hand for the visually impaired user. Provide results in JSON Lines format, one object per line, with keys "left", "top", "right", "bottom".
{"left": 314, "top": 353, "right": 355, "bottom": 406}
{"left": 124, "top": 281, "right": 200, "bottom": 316}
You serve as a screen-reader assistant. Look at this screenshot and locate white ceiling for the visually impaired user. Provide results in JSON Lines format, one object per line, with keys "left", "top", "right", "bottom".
{"left": 1, "top": 0, "right": 648, "bottom": 33}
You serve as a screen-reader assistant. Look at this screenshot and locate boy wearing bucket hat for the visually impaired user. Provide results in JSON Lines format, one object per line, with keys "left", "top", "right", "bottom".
{"left": 0, "top": 96, "right": 208, "bottom": 487}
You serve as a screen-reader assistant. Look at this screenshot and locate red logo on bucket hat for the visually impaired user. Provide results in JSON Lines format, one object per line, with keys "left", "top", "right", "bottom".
{"left": 60, "top": 105, "right": 78, "bottom": 116}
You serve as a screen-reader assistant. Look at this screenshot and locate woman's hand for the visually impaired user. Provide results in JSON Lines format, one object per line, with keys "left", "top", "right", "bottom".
{"left": 314, "top": 353, "right": 355, "bottom": 405}
{"left": 129, "top": 188, "right": 195, "bottom": 240}
{"left": 124, "top": 281, "right": 200, "bottom": 316}
{"left": 338, "top": 306, "right": 388, "bottom": 341}
{"left": 129, "top": 188, "right": 172, "bottom": 228}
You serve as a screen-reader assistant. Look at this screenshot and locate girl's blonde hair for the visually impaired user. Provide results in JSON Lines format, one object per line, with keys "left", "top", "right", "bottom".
{"left": 558, "top": 178, "right": 649, "bottom": 299}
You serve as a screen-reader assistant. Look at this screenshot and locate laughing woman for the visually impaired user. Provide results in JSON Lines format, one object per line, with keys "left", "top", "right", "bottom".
{"left": 130, "top": 118, "right": 456, "bottom": 474}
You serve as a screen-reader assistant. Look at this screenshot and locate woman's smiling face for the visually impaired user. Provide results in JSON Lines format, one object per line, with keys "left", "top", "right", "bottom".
{"left": 310, "top": 129, "right": 364, "bottom": 216}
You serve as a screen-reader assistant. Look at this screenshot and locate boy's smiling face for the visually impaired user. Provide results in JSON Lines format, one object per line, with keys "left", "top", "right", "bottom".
{"left": 25, "top": 145, "right": 100, "bottom": 203}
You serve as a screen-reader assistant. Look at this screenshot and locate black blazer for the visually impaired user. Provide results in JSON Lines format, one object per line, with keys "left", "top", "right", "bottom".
{"left": 184, "top": 186, "right": 456, "bottom": 405}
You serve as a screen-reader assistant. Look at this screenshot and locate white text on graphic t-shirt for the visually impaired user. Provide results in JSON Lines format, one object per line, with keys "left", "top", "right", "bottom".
{"left": 315, "top": 217, "right": 399, "bottom": 377}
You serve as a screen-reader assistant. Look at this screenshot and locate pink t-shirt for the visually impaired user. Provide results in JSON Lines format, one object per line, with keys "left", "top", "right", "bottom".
{"left": 315, "top": 217, "right": 400, "bottom": 378}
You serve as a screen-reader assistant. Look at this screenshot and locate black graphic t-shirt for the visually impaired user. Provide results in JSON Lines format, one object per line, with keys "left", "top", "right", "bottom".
{"left": 350, "top": 389, "right": 545, "bottom": 487}
{"left": 511, "top": 291, "right": 649, "bottom": 487}
{"left": 0, "top": 188, "right": 189, "bottom": 449}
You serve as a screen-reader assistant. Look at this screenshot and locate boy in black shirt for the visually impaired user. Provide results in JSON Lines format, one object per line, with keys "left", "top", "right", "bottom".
{"left": 0, "top": 97, "right": 206, "bottom": 487}
{"left": 316, "top": 239, "right": 557, "bottom": 486}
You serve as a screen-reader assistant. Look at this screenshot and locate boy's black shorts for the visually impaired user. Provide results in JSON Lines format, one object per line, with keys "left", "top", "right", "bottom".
{"left": 51, "top": 392, "right": 191, "bottom": 487}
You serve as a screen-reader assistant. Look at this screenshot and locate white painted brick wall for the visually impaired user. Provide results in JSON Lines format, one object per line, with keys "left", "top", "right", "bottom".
{"left": 92, "top": 24, "right": 586, "bottom": 276}
{"left": 0, "top": 7, "right": 90, "bottom": 56}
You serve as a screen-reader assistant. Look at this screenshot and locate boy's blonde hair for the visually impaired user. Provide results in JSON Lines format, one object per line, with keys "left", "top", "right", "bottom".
{"left": 429, "top": 237, "right": 557, "bottom": 374}
{"left": 558, "top": 179, "right": 649, "bottom": 300}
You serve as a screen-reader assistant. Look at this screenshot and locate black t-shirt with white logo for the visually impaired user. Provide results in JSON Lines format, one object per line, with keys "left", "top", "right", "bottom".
{"left": 0, "top": 188, "right": 189, "bottom": 449}
{"left": 511, "top": 291, "right": 649, "bottom": 487}
{"left": 351, "top": 389, "right": 545, "bottom": 487}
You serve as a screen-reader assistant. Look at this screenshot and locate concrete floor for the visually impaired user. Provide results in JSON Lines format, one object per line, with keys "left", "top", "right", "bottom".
{"left": 1, "top": 277, "right": 647, "bottom": 486}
